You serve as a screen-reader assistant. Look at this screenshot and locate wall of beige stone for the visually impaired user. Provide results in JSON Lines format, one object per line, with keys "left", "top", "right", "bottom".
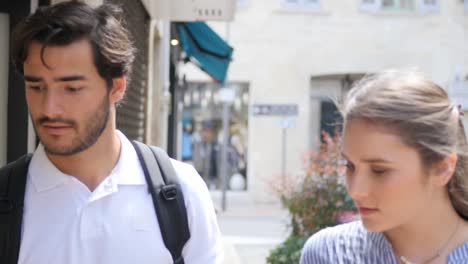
{"left": 181, "top": 0, "right": 467, "bottom": 201}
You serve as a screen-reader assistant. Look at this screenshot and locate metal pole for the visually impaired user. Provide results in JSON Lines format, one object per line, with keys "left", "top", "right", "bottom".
{"left": 221, "top": 22, "right": 231, "bottom": 211}
{"left": 160, "top": 21, "right": 171, "bottom": 151}
{"left": 221, "top": 102, "right": 230, "bottom": 211}
{"left": 281, "top": 126, "right": 287, "bottom": 179}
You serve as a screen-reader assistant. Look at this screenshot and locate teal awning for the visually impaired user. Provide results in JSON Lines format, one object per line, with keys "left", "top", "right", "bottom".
{"left": 176, "top": 22, "right": 233, "bottom": 85}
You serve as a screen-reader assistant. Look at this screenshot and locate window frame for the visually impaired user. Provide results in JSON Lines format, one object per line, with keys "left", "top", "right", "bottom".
{"left": 361, "top": 0, "right": 439, "bottom": 13}
{"left": 236, "top": 0, "right": 249, "bottom": 9}
{"left": 280, "top": 0, "right": 322, "bottom": 11}
{"left": 381, "top": 0, "right": 416, "bottom": 11}
{"left": 418, "top": 0, "right": 439, "bottom": 13}
{"left": 360, "top": 0, "right": 381, "bottom": 12}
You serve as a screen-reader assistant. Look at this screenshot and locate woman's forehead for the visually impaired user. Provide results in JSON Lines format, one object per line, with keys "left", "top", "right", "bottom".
{"left": 342, "top": 119, "right": 416, "bottom": 161}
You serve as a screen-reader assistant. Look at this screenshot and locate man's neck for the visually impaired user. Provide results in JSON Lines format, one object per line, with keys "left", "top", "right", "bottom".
{"left": 46, "top": 128, "right": 121, "bottom": 192}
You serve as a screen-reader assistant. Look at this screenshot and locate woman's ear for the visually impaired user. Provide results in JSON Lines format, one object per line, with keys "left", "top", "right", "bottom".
{"left": 109, "top": 76, "right": 126, "bottom": 104}
{"left": 432, "top": 153, "right": 457, "bottom": 186}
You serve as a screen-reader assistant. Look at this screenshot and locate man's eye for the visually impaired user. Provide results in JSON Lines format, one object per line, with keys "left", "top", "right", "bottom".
{"left": 66, "top": 87, "right": 82, "bottom": 93}
{"left": 28, "top": 85, "right": 43, "bottom": 91}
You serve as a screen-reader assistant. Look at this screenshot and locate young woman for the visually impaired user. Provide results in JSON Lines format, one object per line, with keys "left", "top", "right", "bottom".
{"left": 300, "top": 70, "right": 468, "bottom": 264}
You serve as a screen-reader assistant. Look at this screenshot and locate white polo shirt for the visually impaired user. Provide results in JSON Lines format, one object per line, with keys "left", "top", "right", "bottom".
{"left": 18, "top": 130, "right": 223, "bottom": 264}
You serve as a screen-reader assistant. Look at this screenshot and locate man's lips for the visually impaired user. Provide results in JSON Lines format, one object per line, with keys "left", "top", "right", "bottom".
{"left": 41, "top": 123, "right": 73, "bottom": 135}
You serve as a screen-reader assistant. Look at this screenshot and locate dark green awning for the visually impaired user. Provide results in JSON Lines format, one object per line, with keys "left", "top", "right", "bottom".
{"left": 176, "top": 22, "right": 233, "bottom": 85}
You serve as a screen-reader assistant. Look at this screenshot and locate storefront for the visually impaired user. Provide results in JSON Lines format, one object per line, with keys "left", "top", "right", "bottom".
{"left": 180, "top": 81, "right": 249, "bottom": 190}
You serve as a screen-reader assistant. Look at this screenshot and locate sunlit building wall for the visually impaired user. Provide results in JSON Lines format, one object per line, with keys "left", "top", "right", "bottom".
{"left": 181, "top": 0, "right": 467, "bottom": 201}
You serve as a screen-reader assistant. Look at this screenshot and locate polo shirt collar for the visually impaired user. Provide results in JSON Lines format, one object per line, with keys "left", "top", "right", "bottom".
{"left": 111, "top": 130, "right": 146, "bottom": 185}
{"left": 29, "top": 130, "right": 146, "bottom": 193}
{"left": 29, "top": 145, "right": 71, "bottom": 192}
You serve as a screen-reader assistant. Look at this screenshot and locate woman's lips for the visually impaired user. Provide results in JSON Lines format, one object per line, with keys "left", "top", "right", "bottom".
{"left": 358, "top": 207, "right": 379, "bottom": 216}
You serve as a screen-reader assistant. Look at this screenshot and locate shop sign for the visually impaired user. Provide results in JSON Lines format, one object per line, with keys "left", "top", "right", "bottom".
{"left": 252, "top": 104, "right": 298, "bottom": 116}
{"left": 141, "top": 0, "right": 236, "bottom": 21}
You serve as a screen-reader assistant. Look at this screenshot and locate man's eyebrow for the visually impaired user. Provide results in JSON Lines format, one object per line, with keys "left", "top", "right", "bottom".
{"left": 23, "top": 75, "right": 86, "bottom": 82}
{"left": 54, "top": 75, "right": 86, "bottom": 82}
{"left": 24, "top": 75, "right": 42, "bottom": 82}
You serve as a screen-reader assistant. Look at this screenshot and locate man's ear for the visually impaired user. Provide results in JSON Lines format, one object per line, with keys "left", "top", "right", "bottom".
{"left": 431, "top": 153, "right": 457, "bottom": 186}
{"left": 109, "top": 76, "right": 126, "bottom": 104}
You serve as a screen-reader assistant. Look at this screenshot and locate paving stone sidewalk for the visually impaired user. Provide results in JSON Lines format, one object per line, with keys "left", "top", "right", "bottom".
{"left": 211, "top": 191, "right": 291, "bottom": 264}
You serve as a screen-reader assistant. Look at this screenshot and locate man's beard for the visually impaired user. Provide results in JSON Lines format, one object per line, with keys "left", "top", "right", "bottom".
{"left": 33, "top": 96, "right": 111, "bottom": 156}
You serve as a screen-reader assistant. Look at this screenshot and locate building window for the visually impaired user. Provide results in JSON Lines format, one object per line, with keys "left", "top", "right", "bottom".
{"left": 361, "top": 0, "right": 439, "bottom": 12}
{"left": 360, "top": 0, "right": 381, "bottom": 11}
{"left": 182, "top": 82, "right": 250, "bottom": 190}
{"left": 420, "top": 0, "right": 439, "bottom": 12}
{"left": 320, "top": 100, "right": 342, "bottom": 142}
{"left": 465, "top": 0, "right": 468, "bottom": 12}
{"left": 280, "top": 0, "right": 321, "bottom": 11}
{"left": 381, "top": 0, "right": 415, "bottom": 10}
{"left": 237, "top": 0, "right": 249, "bottom": 8}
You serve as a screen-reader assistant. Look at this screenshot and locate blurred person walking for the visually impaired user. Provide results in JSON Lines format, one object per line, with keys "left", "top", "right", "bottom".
{"left": 193, "top": 121, "right": 219, "bottom": 189}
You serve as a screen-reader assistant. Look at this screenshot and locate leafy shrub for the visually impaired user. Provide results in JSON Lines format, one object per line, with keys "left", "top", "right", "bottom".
{"left": 267, "top": 131, "right": 357, "bottom": 264}
{"left": 266, "top": 236, "right": 308, "bottom": 264}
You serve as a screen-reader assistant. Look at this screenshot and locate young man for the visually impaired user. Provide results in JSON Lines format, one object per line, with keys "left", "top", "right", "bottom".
{"left": 8, "top": 2, "right": 222, "bottom": 263}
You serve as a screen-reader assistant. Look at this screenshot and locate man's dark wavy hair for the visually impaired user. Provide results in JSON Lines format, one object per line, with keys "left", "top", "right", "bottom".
{"left": 11, "top": 1, "right": 135, "bottom": 88}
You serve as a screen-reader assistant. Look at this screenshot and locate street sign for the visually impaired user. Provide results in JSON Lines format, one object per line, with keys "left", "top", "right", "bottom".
{"left": 252, "top": 104, "right": 299, "bottom": 116}
{"left": 141, "top": 0, "right": 236, "bottom": 21}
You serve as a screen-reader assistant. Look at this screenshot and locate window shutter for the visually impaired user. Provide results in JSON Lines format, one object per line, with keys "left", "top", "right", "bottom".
{"left": 361, "top": 0, "right": 381, "bottom": 12}
{"left": 418, "top": 0, "right": 439, "bottom": 13}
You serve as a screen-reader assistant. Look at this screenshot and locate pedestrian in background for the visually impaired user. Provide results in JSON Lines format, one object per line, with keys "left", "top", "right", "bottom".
{"left": 182, "top": 122, "right": 194, "bottom": 163}
{"left": 301, "top": 70, "right": 468, "bottom": 263}
{"left": 193, "top": 121, "right": 219, "bottom": 189}
{"left": 5, "top": 2, "right": 222, "bottom": 263}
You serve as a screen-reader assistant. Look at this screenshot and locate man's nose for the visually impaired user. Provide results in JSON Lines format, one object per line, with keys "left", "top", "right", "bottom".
{"left": 42, "top": 90, "right": 64, "bottom": 118}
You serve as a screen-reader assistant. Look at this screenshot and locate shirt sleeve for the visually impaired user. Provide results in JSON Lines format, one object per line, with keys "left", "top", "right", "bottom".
{"left": 300, "top": 229, "right": 330, "bottom": 264}
{"left": 171, "top": 160, "right": 223, "bottom": 264}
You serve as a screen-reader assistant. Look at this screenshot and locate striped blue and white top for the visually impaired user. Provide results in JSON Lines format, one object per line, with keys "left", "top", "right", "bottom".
{"left": 300, "top": 221, "right": 468, "bottom": 264}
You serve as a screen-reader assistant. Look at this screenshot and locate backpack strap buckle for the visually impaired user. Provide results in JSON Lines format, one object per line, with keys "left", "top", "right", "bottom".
{"left": 160, "top": 185, "right": 178, "bottom": 201}
{"left": 174, "top": 256, "right": 184, "bottom": 264}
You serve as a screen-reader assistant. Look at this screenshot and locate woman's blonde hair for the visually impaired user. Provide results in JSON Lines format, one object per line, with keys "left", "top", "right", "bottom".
{"left": 342, "top": 70, "right": 468, "bottom": 220}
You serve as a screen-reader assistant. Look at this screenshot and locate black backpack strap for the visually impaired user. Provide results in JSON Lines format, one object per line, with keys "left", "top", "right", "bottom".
{"left": 0, "top": 154, "right": 32, "bottom": 264}
{"left": 131, "top": 141, "right": 190, "bottom": 264}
